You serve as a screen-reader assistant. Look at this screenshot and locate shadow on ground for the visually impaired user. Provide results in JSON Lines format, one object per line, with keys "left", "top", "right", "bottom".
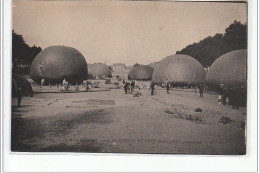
{"left": 11, "top": 107, "right": 112, "bottom": 152}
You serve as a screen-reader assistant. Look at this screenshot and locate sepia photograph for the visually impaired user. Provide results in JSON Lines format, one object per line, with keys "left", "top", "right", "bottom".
{"left": 11, "top": 0, "right": 247, "bottom": 155}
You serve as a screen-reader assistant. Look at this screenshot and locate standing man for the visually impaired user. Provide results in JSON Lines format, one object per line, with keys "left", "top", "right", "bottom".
{"left": 63, "top": 78, "right": 69, "bottom": 91}
{"left": 217, "top": 84, "right": 223, "bottom": 104}
{"left": 13, "top": 78, "right": 22, "bottom": 107}
{"left": 240, "top": 86, "right": 246, "bottom": 107}
{"left": 130, "top": 80, "right": 134, "bottom": 92}
{"left": 165, "top": 79, "right": 170, "bottom": 94}
{"left": 150, "top": 82, "right": 155, "bottom": 95}
{"left": 198, "top": 83, "right": 204, "bottom": 97}
{"left": 124, "top": 82, "right": 128, "bottom": 94}
{"left": 122, "top": 79, "right": 125, "bottom": 89}
{"left": 17, "top": 87, "right": 22, "bottom": 107}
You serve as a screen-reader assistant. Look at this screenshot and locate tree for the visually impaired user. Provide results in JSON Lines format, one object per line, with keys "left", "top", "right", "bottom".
{"left": 12, "top": 30, "right": 42, "bottom": 74}
{"left": 223, "top": 20, "right": 247, "bottom": 50}
{"left": 133, "top": 63, "right": 140, "bottom": 67}
{"left": 12, "top": 30, "right": 42, "bottom": 65}
{"left": 176, "top": 21, "right": 247, "bottom": 67}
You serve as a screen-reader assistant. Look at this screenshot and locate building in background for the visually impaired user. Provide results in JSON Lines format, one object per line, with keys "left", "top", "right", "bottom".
{"left": 111, "top": 63, "right": 132, "bottom": 79}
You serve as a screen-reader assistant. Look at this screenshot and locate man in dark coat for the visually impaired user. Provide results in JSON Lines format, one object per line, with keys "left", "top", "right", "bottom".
{"left": 165, "top": 79, "right": 170, "bottom": 94}
{"left": 12, "top": 78, "right": 22, "bottom": 107}
{"left": 150, "top": 82, "right": 155, "bottom": 95}
{"left": 198, "top": 83, "right": 204, "bottom": 97}
{"left": 124, "top": 82, "right": 128, "bottom": 94}
{"left": 17, "top": 88, "right": 22, "bottom": 107}
{"left": 130, "top": 80, "right": 135, "bottom": 92}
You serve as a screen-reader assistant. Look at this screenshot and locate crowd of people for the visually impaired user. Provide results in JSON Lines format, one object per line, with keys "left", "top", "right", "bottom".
{"left": 39, "top": 78, "right": 91, "bottom": 92}
{"left": 123, "top": 79, "right": 138, "bottom": 94}
{"left": 14, "top": 76, "right": 246, "bottom": 110}
{"left": 121, "top": 79, "right": 246, "bottom": 110}
{"left": 122, "top": 79, "right": 177, "bottom": 96}
{"left": 217, "top": 84, "right": 247, "bottom": 109}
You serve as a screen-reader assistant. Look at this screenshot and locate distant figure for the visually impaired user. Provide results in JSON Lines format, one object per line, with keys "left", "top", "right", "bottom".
{"left": 13, "top": 78, "right": 22, "bottom": 107}
{"left": 233, "top": 86, "right": 240, "bottom": 109}
{"left": 58, "top": 84, "right": 61, "bottom": 91}
{"left": 84, "top": 84, "right": 90, "bottom": 91}
{"left": 217, "top": 84, "right": 223, "bottom": 104}
{"left": 240, "top": 86, "right": 247, "bottom": 107}
{"left": 130, "top": 80, "right": 135, "bottom": 92}
{"left": 122, "top": 79, "right": 125, "bottom": 84}
{"left": 124, "top": 82, "right": 128, "bottom": 94}
{"left": 227, "top": 87, "right": 232, "bottom": 106}
{"left": 165, "top": 79, "right": 170, "bottom": 94}
{"left": 40, "top": 78, "right": 45, "bottom": 88}
{"left": 150, "top": 82, "right": 155, "bottom": 95}
{"left": 133, "top": 87, "right": 142, "bottom": 97}
{"left": 198, "top": 83, "right": 204, "bottom": 97}
{"left": 63, "top": 78, "right": 69, "bottom": 91}
{"left": 63, "top": 78, "right": 68, "bottom": 85}
{"left": 222, "top": 86, "right": 227, "bottom": 105}
{"left": 75, "top": 83, "right": 79, "bottom": 91}
{"left": 17, "top": 87, "right": 22, "bottom": 107}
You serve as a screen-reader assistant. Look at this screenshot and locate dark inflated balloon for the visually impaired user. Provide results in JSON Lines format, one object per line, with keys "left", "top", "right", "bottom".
{"left": 30, "top": 46, "right": 88, "bottom": 84}
{"left": 128, "top": 65, "right": 154, "bottom": 80}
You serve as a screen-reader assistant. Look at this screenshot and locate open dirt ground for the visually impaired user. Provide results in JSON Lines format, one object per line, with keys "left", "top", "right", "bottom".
{"left": 11, "top": 84, "right": 246, "bottom": 154}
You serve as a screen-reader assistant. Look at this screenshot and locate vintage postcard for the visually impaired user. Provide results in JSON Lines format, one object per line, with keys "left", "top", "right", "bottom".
{"left": 11, "top": 0, "right": 247, "bottom": 154}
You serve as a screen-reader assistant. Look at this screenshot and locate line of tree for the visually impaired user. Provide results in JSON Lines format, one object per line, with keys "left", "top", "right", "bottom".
{"left": 176, "top": 21, "right": 247, "bottom": 67}
{"left": 12, "top": 30, "right": 42, "bottom": 74}
{"left": 133, "top": 63, "right": 141, "bottom": 67}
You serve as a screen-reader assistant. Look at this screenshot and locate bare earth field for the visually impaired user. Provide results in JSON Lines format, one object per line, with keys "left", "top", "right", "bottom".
{"left": 11, "top": 84, "right": 246, "bottom": 154}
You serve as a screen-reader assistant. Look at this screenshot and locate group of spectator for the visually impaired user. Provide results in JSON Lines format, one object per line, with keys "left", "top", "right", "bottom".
{"left": 149, "top": 80, "right": 169, "bottom": 95}
{"left": 123, "top": 79, "right": 136, "bottom": 94}
{"left": 217, "top": 84, "right": 247, "bottom": 109}
{"left": 122, "top": 79, "right": 246, "bottom": 110}
{"left": 39, "top": 78, "right": 90, "bottom": 92}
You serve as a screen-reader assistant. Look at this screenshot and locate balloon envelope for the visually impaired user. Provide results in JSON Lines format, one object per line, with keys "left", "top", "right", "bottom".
{"left": 206, "top": 49, "right": 247, "bottom": 87}
{"left": 88, "top": 63, "right": 112, "bottom": 78}
{"left": 128, "top": 65, "right": 154, "bottom": 80}
{"left": 152, "top": 54, "right": 206, "bottom": 86}
{"left": 30, "top": 46, "right": 88, "bottom": 84}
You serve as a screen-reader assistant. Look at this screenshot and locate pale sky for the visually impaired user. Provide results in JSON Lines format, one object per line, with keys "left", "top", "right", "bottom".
{"left": 13, "top": 0, "right": 247, "bottom": 66}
